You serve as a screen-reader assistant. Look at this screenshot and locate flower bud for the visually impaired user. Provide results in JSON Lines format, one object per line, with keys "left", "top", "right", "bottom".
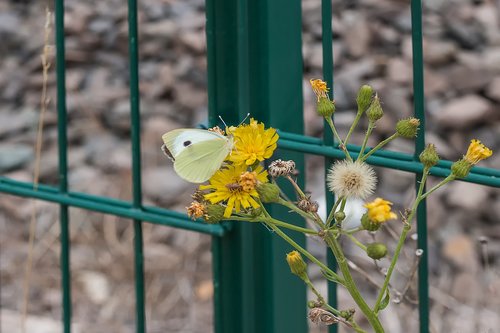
{"left": 366, "top": 242, "right": 387, "bottom": 260}
{"left": 334, "top": 211, "right": 346, "bottom": 224}
{"left": 204, "top": 204, "right": 225, "bottom": 224}
{"left": 361, "top": 213, "right": 381, "bottom": 232}
{"left": 286, "top": 251, "right": 308, "bottom": 281}
{"left": 451, "top": 158, "right": 472, "bottom": 178}
{"left": 419, "top": 143, "right": 439, "bottom": 169}
{"left": 396, "top": 117, "right": 420, "bottom": 138}
{"left": 307, "top": 300, "right": 317, "bottom": 309}
{"left": 316, "top": 96, "right": 335, "bottom": 117}
{"left": 356, "top": 85, "right": 374, "bottom": 114}
{"left": 366, "top": 94, "right": 384, "bottom": 122}
{"left": 257, "top": 182, "right": 280, "bottom": 203}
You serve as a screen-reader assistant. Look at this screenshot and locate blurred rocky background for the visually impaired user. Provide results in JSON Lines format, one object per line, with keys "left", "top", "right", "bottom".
{"left": 0, "top": 0, "right": 499, "bottom": 332}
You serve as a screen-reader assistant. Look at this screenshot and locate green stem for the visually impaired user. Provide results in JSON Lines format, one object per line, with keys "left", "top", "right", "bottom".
{"left": 326, "top": 196, "right": 344, "bottom": 227}
{"left": 344, "top": 226, "right": 363, "bottom": 234}
{"left": 358, "top": 121, "right": 375, "bottom": 160}
{"left": 373, "top": 169, "right": 429, "bottom": 313}
{"left": 268, "top": 217, "right": 318, "bottom": 235}
{"left": 420, "top": 174, "right": 455, "bottom": 201}
{"left": 361, "top": 133, "right": 399, "bottom": 161}
{"left": 345, "top": 233, "right": 367, "bottom": 252}
{"left": 344, "top": 108, "right": 364, "bottom": 147}
{"left": 265, "top": 222, "right": 345, "bottom": 285}
{"left": 277, "top": 197, "right": 315, "bottom": 221}
{"left": 325, "top": 233, "right": 385, "bottom": 332}
{"left": 286, "top": 175, "right": 307, "bottom": 199}
{"left": 225, "top": 216, "right": 318, "bottom": 235}
{"left": 325, "top": 117, "right": 352, "bottom": 161}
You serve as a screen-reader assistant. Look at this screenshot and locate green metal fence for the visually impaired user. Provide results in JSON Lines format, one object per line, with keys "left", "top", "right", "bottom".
{"left": 1, "top": 0, "right": 499, "bottom": 333}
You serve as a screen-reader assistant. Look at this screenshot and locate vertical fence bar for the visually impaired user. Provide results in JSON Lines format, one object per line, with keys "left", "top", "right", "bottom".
{"left": 321, "top": 2, "right": 338, "bottom": 333}
{"left": 127, "top": 0, "right": 146, "bottom": 332}
{"left": 206, "top": 0, "right": 244, "bottom": 331}
{"left": 54, "top": 1, "right": 72, "bottom": 332}
{"left": 410, "top": 0, "right": 429, "bottom": 332}
{"left": 247, "top": 1, "right": 307, "bottom": 332}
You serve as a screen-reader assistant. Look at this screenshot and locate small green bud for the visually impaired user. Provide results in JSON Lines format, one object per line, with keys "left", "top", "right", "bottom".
{"left": 366, "top": 94, "right": 384, "bottom": 122}
{"left": 316, "top": 96, "right": 335, "bottom": 117}
{"left": 356, "top": 85, "right": 374, "bottom": 114}
{"left": 249, "top": 207, "right": 263, "bottom": 218}
{"left": 419, "top": 143, "right": 440, "bottom": 169}
{"left": 307, "top": 301, "right": 317, "bottom": 309}
{"left": 334, "top": 211, "right": 346, "bottom": 224}
{"left": 396, "top": 117, "right": 420, "bottom": 138}
{"left": 286, "top": 251, "right": 308, "bottom": 281}
{"left": 204, "top": 204, "right": 225, "bottom": 224}
{"left": 366, "top": 242, "right": 388, "bottom": 260}
{"left": 451, "top": 158, "right": 473, "bottom": 178}
{"left": 361, "top": 213, "right": 381, "bottom": 232}
{"left": 257, "top": 182, "right": 281, "bottom": 203}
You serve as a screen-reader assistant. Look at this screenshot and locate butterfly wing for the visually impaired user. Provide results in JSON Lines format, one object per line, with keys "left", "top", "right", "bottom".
{"left": 161, "top": 129, "right": 232, "bottom": 183}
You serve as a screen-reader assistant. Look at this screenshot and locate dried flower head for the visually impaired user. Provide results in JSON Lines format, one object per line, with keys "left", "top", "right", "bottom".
{"left": 309, "top": 79, "right": 329, "bottom": 100}
{"left": 296, "top": 197, "right": 319, "bottom": 213}
{"left": 187, "top": 201, "right": 207, "bottom": 220}
{"left": 327, "top": 160, "right": 376, "bottom": 199}
{"left": 268, "top": 159, "right": 296, "bottom": 177}
{"left": 308, "top": 308, "right": 339, "bottom": 326}
{"left": 208, "top": 126, "right": 225, "bottom": 136}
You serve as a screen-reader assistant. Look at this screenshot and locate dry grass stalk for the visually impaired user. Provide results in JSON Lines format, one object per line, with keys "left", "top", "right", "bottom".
{"left": 21, "top": 7, "right": 53, "bottom": 332}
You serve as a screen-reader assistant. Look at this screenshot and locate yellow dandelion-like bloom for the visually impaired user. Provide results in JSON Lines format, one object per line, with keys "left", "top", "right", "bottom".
{"left": 186, "top": 201, "right": 206, "bottom": 220}
{"left": 228, "top": 118, "right": 279, "bottom": 166}
{"left": 464, "top": 139, "right": 492, "bottom": 165}
{"left": 364, "top": 198, "right": 397, "bottom": 223}
{"left": 310, "top": 79, "right": 329, "bottom": 100}
{"left": 200, "top": 164, "right": 268, "bottom": 218}
{"left": 327, "top": 160, "right": 377, "bottom": 199}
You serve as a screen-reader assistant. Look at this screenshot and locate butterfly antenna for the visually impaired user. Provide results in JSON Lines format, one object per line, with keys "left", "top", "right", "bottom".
{"left": 218, "top": 115, "right": 228, "bottom": 129}
{"left": 239, "top": 113, "right": 250, "bottom": 126}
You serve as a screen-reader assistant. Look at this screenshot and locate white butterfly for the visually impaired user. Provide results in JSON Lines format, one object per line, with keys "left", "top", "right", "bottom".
{"left": 161, "top": 129, "right": 233, "bottom": 183}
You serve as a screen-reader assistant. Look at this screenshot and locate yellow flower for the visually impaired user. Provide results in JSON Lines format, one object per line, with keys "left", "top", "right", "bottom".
{"left": 310, "top": 79, "right": 329, "bottom": 100}
{"left": 464, "top": 139, "right": 492, "bottom": 165}
{"left": 228, "top": 118, "right": 279, "bottom": 166}
{"left": 364, "top": 198, "right": 397, "bottom": 223}
{"left": 200, "top": 164, "right": 268, "bottom": 218}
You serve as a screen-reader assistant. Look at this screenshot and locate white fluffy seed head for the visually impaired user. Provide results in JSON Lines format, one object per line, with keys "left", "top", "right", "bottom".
{"left": 327, "top": 160, "right": 377, "bottom": 199}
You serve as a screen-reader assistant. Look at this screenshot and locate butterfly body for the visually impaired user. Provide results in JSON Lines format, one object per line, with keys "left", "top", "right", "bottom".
{"left": 162, "top": 129, "right": 233, "bottom": 183}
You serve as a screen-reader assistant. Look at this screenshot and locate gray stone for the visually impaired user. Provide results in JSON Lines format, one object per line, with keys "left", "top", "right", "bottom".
{"left": 447, "top": 181, "right": 492, "bottom": 211}
{"left": 386, "top": 57, "right": 411, "bottom": 84}
{"left": 423, "top": 39, "right": 457, "bottom": 66}
{"left": 485, "top": 77, "right": 500, "bottom": 102}
{"left": 451, "top": 272, "right": 482, "bottom": 303}
{"left": 142, "top": 167, "right": 192, "bottom": 204}
{"left": 442, "top": 234, "right": 479, "bottom": 272}
{"left": 434, "top": 95, "right": 492, "bottom": 129}
{"left": 343, "top": 12, "right": 371, "bottom": 58}
{"left": 0, "top": 144, "right": 33, "bottom": 172}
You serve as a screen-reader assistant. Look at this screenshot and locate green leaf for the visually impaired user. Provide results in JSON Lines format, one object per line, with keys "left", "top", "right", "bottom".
{"left": 379, "top": 290, "right": 390, "bottom": 311}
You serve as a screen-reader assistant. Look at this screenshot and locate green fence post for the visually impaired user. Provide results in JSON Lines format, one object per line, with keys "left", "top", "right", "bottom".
{"left": 207, "top": 0, "right": 307, "bottom": 332}
{"left": 55, "top": 0, "right": 72, "bottom": 332}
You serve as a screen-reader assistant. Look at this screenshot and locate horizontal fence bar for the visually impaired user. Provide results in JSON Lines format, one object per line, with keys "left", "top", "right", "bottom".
{"left": 277, "top": 135, "right": 500, "bottom": 187}
{"left": 0, "top": 177, "right": 226, "bottom": 236}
